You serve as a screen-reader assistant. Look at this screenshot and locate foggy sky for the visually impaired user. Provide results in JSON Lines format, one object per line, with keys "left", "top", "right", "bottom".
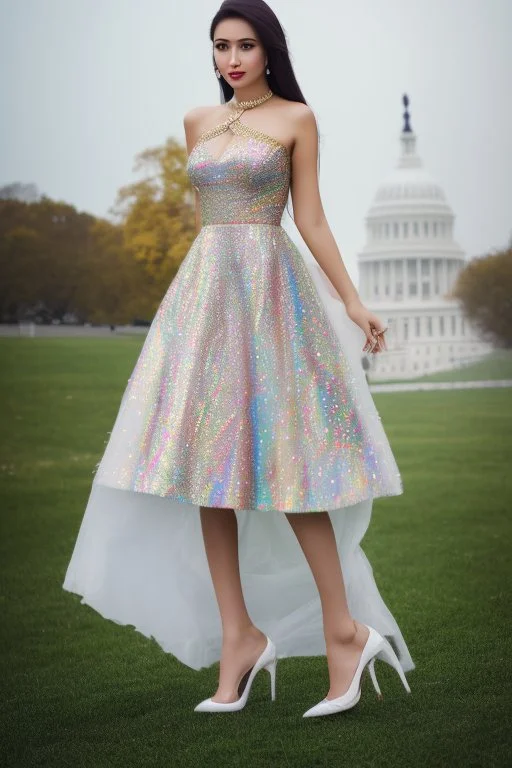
{"left": 1, "top": 0, "right": 511, "bottom": 280}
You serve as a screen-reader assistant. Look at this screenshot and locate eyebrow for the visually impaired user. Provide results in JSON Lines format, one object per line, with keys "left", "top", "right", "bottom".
{"left": 214, "top": 37, "right": 258, "bottom": 43}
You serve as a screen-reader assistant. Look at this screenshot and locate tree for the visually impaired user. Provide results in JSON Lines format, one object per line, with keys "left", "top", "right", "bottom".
{"left": 0, "top": 182, "right": 41, "bottom": 203}
{"left": 77, "top": 218, "right": 160, "bottom": 324}
{"left": 0, "top": 197, "right": 96, "bottom": 321}
{"left": 0, "top": 197, "right": 154, "bottom": 324}
{"left": 0, "top": 136, "right": 196, "bottom": 323}
{"left": 111, "top": 138, "right": 196, "bottom": 298}
{"left": 452, "top": 244, "right": 512, "bottom": 348}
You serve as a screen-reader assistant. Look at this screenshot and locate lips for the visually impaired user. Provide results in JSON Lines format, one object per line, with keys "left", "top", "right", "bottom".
{"left": 229, "top": 71, "right": 245, "bottom": 79}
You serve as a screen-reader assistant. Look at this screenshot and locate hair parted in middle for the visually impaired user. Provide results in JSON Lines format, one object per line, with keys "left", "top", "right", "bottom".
{"left": 209, "top": 0, "right": 307, "bottom": 107}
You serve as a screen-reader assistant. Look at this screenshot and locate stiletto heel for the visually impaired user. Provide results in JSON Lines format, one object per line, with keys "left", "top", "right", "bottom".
{"left": 194, "top": 635, "right": 277, "bottom": 713}
{"left": 264, "top": 657, "right": 277, "bottom": 701}
{"left": 375, "top": 640, "right": 411, "bottom": 694}
{"left": 303, "top": 624, "right": 411, "bottom": 718}
{"left": 367, "top": 657, "right": 382, "bottom": 699}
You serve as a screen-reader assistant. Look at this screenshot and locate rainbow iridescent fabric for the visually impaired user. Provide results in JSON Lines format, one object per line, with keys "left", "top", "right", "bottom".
{"left": 94, "top": 115, "right": 402, "bottom": 511}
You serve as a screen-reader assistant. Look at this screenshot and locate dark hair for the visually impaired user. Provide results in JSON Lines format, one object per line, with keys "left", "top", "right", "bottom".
{"left": 208, "top": 0, "right": 321, "bottom": 217}
{"left": 209, "top": 0, "right": 307, "bottom": 106}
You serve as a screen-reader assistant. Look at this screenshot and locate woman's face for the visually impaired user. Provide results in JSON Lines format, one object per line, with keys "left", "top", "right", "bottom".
{"left": 212, "top": 18, "right": 267, "bottom": 89}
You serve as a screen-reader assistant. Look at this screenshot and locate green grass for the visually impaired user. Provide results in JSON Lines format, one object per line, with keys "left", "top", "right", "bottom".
{"left": 370, "top": 347, "right": 512, "bottom": 385}
{"left": 1, "top": 338, "right": 511, "bottom": 768}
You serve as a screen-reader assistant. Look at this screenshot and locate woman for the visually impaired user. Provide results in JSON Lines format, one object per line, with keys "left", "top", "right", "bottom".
{"left": 63, "top": 0, "right": 414, "bottom": 718}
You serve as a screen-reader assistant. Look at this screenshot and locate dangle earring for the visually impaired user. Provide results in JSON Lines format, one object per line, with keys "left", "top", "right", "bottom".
{"left": 215, "top": 68, "right": 221, "bottom": 79}
{"left": 266, "top": 66, "right": 270, "bottom": 75}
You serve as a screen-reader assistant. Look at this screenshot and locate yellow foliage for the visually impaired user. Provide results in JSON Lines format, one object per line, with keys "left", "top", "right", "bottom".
{"left": 111, "top": 138, "right": 196, "bottom": 293}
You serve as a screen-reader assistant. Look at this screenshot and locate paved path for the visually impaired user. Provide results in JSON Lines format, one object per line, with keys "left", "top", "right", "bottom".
{"left": 0, "top": 324, "right": 147, "bottom": 337}
{"left": 369, "top": 380, "right": 512, "bottom": 392}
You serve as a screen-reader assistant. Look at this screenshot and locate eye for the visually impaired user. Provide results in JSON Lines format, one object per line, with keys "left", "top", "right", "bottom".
{"left": 214, "top": 42, "right": 255, "bottom": 51}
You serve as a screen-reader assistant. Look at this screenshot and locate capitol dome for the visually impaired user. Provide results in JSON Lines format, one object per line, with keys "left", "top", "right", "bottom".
{"left": 357, "top": 94, "right": 490, "bottom": 380}
{"left": 358, "top": 94, "right": 465, "bottom": 296}
{"left": 367, "top": 125, "right": 454, "bottom": 219}
{"left": 372, "top": 169, "right": 449, "bottom": 207}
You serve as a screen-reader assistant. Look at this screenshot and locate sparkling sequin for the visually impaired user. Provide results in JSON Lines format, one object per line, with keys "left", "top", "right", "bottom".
{"left": 93, "top": 113, "right": 402, "bottom": 511}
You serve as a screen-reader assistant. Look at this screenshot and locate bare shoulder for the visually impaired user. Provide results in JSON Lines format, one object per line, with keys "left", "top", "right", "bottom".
{"left": 183, "top": 105, "right": 219, "bottom": 129}
{"left": 183, "top": 104, "right": 230, "bottom": 147}
{"left": 183, "top": 104, "right": 230, "bottom": 126}
{"left": 290, "top": 102, "right": 317, "bottom": 131}
{"left": 183, "top": 105, "right": 221, "bottom": 152}
{"left": 272, "top": 97, "right": 314, "bottom": 118}
{"left": 272, "top": 98, "right": 317, "bottom": 139}
{"left": 252, "top": 97, "right": 313, "bottom": 152}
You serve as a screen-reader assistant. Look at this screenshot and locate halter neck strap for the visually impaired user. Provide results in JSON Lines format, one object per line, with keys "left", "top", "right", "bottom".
{"left": 227, "top": 89, "right": 274, "bottom": 112}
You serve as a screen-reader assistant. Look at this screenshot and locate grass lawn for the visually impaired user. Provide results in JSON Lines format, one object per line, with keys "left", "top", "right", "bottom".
{"left": 1, "top": 338, "right": 510, "bottom": 768}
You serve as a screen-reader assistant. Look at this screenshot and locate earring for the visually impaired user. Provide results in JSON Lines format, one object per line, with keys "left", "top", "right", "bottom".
{"left": 215, "top": 68, "right": 221, "bottom": 79}
{"left": 266, "top": 66, "right": 270, "bottom": 75}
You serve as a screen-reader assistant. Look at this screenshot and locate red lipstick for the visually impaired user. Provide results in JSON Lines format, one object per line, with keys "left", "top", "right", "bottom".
{"left": 229, "top": 71, "right": 246, "bottom": 80}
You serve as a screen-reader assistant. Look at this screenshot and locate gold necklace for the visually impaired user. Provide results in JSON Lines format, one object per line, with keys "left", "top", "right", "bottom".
{"left": 228, "top": 89, "right": 274, "bottom": 110}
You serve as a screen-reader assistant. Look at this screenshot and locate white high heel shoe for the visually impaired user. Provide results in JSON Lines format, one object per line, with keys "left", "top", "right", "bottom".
{"left": 302, "top": 624, "right": 411, "bottom": 718}
{"left": 194, "top": 635, "right": 277, "bottom": 712}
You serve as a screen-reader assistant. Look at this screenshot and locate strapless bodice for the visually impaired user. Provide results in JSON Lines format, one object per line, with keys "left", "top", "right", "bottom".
{"left": 187, "top": 115, "right": 291, "bottom": 227}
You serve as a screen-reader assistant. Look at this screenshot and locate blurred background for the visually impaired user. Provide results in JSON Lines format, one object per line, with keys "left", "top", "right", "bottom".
{"left": 0, "top": 0, "right": 510, "bottom": 355}
{"left": 1, "top": 2, "right": 510, "bottom": 767}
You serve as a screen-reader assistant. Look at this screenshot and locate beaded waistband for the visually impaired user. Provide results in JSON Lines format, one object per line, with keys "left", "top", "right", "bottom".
{"left": 201, "top": 222, "right": 283, "bottom": 228}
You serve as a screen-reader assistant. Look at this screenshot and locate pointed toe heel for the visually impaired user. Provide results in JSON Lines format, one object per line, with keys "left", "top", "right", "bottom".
{"left": 302, "top": 623, "right": 412, "bottom": 718}
{"left": 194, "top": 635, "right": 277, "bottom": 713}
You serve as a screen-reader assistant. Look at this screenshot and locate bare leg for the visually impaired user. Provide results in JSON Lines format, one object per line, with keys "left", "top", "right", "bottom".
{"left": 285, "top": 510, "right": 370, "bottom": 699}
{"left": 199, "top": 506, "right": 267, "bottom": 703}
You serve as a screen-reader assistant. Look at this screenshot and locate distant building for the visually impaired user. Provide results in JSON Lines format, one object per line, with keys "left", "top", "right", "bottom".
{"left": 358, "top": 95, "right": 491, "bottom": 380}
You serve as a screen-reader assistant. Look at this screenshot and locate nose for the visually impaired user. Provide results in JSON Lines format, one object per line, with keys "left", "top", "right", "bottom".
{"left": 229, "top": 47, "right": 241, "bottom": 67}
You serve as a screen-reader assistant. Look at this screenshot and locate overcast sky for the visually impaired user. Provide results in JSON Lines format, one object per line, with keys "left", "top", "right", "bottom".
{"left": 1, "top": 0, "right": 510, "bottom": 280}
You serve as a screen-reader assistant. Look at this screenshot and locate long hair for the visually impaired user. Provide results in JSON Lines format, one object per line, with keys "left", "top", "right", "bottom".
{"left": 209, "top": 0, "right": 307, "bottom": 106}
{"left": 208, "top": 0, "right": 321, "bottom": 217}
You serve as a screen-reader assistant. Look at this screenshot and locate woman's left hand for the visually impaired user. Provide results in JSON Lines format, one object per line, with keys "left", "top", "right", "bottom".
{"left": 345, "top": 300, "right": 388, "bottom": 354}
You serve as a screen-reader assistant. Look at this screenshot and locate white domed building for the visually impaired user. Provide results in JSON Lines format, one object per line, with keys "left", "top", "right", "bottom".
{"left": 358, "top": 95, "right": 491, "bottom": 380}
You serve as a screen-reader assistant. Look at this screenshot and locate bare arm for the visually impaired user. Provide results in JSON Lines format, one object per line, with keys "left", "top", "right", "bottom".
{"left": 290, "top": 106, "right": 360, "bottom": 308}
{"left": 290, "top": 106, "right": 387, "bottom": 354}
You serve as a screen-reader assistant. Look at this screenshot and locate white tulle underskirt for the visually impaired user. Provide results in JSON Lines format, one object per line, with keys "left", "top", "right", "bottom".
{"left": 63, "top": 484, "right": 415, "bottom": 672}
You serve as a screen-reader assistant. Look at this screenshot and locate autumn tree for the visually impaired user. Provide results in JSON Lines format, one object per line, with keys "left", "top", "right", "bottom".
{"left": 0, "top": 197, "right": 96, "bottom": 321}
{"left": 0, "top": 197, "right": 155, "bottom": 324}
{"left": 451, "top": 241, "right": 512, "bottom": 347}
{"left": 75, "top": 218, "right": 161, "bottom": 324}
{"left": 1, "top": 136, "right": 196, "bottom": 323}
{"left": 111, "top": 137, "right": 196, "bottom": 302}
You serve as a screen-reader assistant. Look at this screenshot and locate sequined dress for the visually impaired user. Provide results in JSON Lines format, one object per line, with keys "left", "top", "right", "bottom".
{"left": 62, "top": 105, "right": 415, "bottom": 674}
